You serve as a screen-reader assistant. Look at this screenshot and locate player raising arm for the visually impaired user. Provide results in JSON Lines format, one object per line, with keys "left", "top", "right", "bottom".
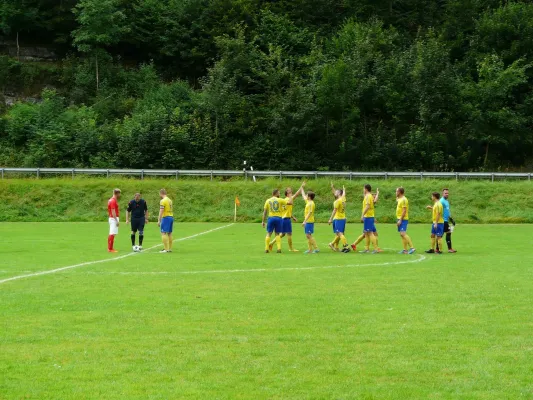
{"left": 301, "top": 187, "right": 319, "bottom": 254}
{"left": 361, "top": 184, "right": 381, "bottom": 254}
{"left": 328, "top": 184, "right": 350, "bottom": 253}
{"left": 262, "top": 187, "right": 297, "bottom": 253}
{"left": 268, "top": 183, "right": 305, "bottom": 252}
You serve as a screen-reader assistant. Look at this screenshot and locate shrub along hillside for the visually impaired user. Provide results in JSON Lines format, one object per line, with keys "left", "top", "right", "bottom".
{"left": 0, "top": 178, "right": 531, "bottom": 223}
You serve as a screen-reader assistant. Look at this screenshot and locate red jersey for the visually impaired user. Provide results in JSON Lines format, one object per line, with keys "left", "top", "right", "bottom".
{"left": 108, "top": 197, "right": 119, "bottom": 218}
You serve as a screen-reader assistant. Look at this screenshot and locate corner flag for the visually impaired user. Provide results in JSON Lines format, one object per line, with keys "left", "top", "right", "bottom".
{"left": 234, "top": 197, "right": 240, "bottom": 222}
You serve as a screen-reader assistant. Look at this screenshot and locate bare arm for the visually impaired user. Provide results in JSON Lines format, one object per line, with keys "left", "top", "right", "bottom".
{"left": 126, "top": 211, "right": 131, "bottom": 224}
{"left": 111, "top": 209, "right": 119, "bottom": 227}
{"left": 262, "top": 209, "right": 268, "bottom": 228}
{"left": 397, "top": 207, "right": 407, "bottom": 225}
{"left": 373, "top": 188, "right": 379, "bottom": 203}
{"left": 158, "top": 207, "right": 164, "bottom": 226}
{"left": 331, "top": 182, "right": 336, "bottom": 196}
{"left": 328, "top": 207, "right": 337, "bottom": 224}
{"left": 302, "top": 211, "right": 312, "bottom": 226}
{"left": 301, "top": 187, "right": 307, "bottom": 201}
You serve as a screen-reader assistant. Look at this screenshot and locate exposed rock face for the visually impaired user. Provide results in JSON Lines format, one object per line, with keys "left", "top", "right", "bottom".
{"left": 0, "top": 40, "right": 57, "bottom": 62}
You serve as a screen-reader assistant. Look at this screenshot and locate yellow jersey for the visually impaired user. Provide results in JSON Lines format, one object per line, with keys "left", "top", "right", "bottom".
{"left": 333, "top": 195, "right": 346, "bottom": 220}
{"left": 304, "top": 200, "right": 315, "bottom": 223}
{"left": 433, "top": 201, "right": 444, "bottom": 223}
{"left": 264, "top": 196, "right": 288, "bottom": 218}
{"left": 282, "top": 197, "right": 293, "bottom": 218}
{"left": 362, "top": 193, "right": 375, "bottom": 217}
{"left": 396, "top": 196, "right": 409, "bottom": 220}
{"left": 160, "top": 196, "right": 173, "bottom": 218}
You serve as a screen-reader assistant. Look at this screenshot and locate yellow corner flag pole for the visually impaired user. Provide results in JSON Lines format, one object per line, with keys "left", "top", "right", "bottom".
{"left": 234, "top": 196, "right": 241, "bottom": 222}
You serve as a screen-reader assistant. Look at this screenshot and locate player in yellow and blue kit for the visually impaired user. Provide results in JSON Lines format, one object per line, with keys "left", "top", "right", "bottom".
{"left": 426, "top": 192, "right": 444, "bottom": 254}
{"left": 268, "top": 183, "right": 305, "bottom": 252}
{"left": 350, "top": 187, "right": 380, "bottom": 251}
{"left": 361, "top": 184, "right": 381, "bottom": 254}
{"left": 328, "top": 185, "right": 350, "bottom": 253}
{"left": 158, "top": 189, "right": 174, "bottom": 253}
{"left": 301, "top": 187, "right": 319, "bottom": 254}
{"left": 396, "top": 187, "right": 415, "bottom": 254}
{"left": 262, "top": 189, "right": 293, "bottom": 253}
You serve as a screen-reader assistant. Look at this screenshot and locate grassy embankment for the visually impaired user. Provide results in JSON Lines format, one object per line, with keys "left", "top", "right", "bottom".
{"left": 0, "top": 178, "right": 531, "bottom": 223}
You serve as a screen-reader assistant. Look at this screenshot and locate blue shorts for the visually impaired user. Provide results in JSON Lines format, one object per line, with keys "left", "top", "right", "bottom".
{"left": 363, "top": 217, "right": 376, "bottom": 233}
{"left": 333, "top": 219, "right": 346, "bottom": 234}
{"left": 397, "top": 220, "right": 408, "bottom": 232}
{"left": 282, "top": 218, "right": 292, "bottom": 234}
{"left": 266, "top": 217, "right": 282, "bottom": 234}
{"left": 304, "top": 223, "right": 314, "bottom": 235}
{"left": 160, "top": 216, "right": 174, "bottom": 233}
{"left": 431, "top": 223, "right": 444, "bottom": 237}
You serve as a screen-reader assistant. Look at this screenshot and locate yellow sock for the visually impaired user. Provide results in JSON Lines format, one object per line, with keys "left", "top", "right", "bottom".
{"left": 311, "top": 238, "right": 318, "bottom": 250}
{"left": 354, "top": 234, "right": 365, "bottom": 246}
{"left": 288, "top": 236, "right": 293, "bottom": 250}
{"left": 404, "top": 234, "right": 413, "bottom": 249}
{"left": 370, "top": 234, "right": 378, "bottom": 250}
{"left": 401, "top": 236, "right": 407, "bottom": 250}
{"left": 265, "top": 236, "right": 271, "bottom": 251}
{"left": 270, "top": 237, "right": 276, "bottom": 246}
{"left": 307, "top": 238, "right": 313, "bottom": 251}
{"left": 438, "top": 237, "right": 443, "bottom": 251}
{"left": 375, "top": 236, "right": 379, "bottom": 248}
{"left": 332, "top": 236, "right": 340, "bottom": 246}
{"left": 365, "top": 235, "right": 370, "bottom": 250}
{"left": 276, "top": 235, "right": 282, "bottom": 251}
{"left": 162, "top": 235, "right": 169, "bottom": 251}
{"left": 340, "top": 235, "right": 347, "bottom": 246}
{"left": 431, "top": 237, "right": 436, "bottom": 250}
{"left": 168, "top": 235, "right": 173, "bottom": 250}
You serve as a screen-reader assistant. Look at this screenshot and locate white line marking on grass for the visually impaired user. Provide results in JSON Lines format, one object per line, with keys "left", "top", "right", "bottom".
{"left": 79, "top": 253, "right": 427, "bottom": 276}
{"left": 0, "top": 224, "right": 234, "bottom": 285}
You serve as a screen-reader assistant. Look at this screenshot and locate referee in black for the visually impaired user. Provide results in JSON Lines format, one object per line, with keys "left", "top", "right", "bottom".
{"left": 126, "top": 193, "right": 149, "bottom": 251}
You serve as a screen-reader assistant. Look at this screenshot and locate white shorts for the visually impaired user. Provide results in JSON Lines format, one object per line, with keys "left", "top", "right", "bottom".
{"left": 109, "top": 217, "right": 119, "bottom": 235}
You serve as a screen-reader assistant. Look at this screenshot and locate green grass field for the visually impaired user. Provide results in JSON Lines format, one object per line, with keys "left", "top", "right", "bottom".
{"left": 1, "top": 222, "right": 532, "bottom": 399}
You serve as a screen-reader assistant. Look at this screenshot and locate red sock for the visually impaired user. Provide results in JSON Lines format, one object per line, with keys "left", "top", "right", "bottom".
{"left": 108, "top": 235, "right": 114, "bottom": 250}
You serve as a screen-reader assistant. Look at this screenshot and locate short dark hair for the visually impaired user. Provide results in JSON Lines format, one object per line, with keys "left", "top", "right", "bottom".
{"left": 113, "top": 188, "right": 121, "bottom": 195}
{"left": 307, "top": 191, "right": 315, "bottom": 200}
{"left": 364, "top": 184, "right": 371, "bottom": 192}
{"left": 443, "top": 188, "right": 449, "bottom": 192}
{"left": 397, "top": 187, "right": 405, "bottom": 195}
{"left": 272, "top": 189, "right": 280, "bottom": 196}
{"left": 284, "top": 188, "right": 291, "bottom": 197}
{"left": 432, "top": 192, "right": 440, "bottom": 199}
{"left": 338, "top": 189, "right": 344, "bottom": 196}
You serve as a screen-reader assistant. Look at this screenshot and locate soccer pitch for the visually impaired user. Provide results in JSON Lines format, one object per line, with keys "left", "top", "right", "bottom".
{"left": 1, "top": 223, "right": 532, "bottom": 399}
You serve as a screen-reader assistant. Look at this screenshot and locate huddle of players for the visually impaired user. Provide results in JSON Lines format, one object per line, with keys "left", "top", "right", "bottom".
{"left": 106, "top": 188, "right": 175, "bottom": 254}
{"left": 262, "top": 184, "right": 457, "bottom": 254}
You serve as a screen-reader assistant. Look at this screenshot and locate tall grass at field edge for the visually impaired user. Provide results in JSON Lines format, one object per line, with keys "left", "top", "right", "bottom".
{"left": 0, "top": 178, "right": 532, "bottom": 223}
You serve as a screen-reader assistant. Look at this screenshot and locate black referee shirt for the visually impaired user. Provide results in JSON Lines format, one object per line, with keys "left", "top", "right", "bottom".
{"left": 127, "top": 199, "right": 148, "bottom": 219}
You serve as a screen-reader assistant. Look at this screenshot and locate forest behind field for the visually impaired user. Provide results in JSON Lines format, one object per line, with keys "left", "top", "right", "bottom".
{"left": 1, "top": 0, "right": 533, "bottom": 171}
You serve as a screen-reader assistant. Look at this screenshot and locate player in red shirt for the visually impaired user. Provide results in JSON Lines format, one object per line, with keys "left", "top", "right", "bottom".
{"left": 108, "top": 188, "right": 122, "bottom": 252}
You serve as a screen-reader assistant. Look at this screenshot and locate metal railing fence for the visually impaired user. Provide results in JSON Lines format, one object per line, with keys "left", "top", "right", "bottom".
{"left": 0, "top": 168, "right": 531, "bottom": 182}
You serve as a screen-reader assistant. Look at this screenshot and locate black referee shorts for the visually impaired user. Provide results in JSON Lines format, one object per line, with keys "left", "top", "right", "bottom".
{"left": 131, "top": 217, "right": 145, "bottom": 233}
{"left": 443, "top": 221, "right": 450, "bottom": 233}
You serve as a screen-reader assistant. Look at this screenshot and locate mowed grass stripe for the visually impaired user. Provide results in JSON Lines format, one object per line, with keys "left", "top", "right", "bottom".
{"left": 0, "top": 224, "right": 532, "bottom": 399}
{"left": 0, "top": 223, "right": 233, "bottom": 284}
